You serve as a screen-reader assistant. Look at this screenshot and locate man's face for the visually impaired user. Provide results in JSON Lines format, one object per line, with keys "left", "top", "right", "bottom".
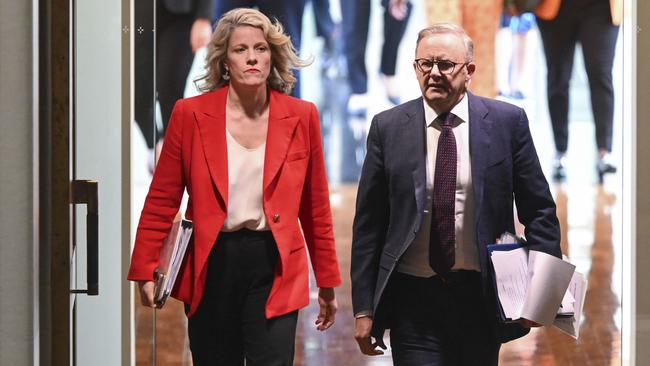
{"left": 413, "top": 33, "right": 475, "bottom": 112}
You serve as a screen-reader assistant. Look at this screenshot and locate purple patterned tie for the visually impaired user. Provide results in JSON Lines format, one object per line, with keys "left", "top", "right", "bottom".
{"left": 429, "top": 112, "right": 457, "bottom": 275}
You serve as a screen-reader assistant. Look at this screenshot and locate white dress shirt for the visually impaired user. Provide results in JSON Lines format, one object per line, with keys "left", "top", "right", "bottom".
{"left": 397, "top": 94, "right": 481, "bottom": 277}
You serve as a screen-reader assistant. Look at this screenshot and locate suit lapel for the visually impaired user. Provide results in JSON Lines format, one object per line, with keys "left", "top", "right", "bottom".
{"left": 406, "top": 98, "right": 427, "bottom": 231}
{"left": 194, "top": 88, "right": 229, "bottom": 207}
{"left": 468, "top": 93, "right": 491, "bottom": 228}
{"left": 263, "top": 90, "right": 300, "bottom": 191}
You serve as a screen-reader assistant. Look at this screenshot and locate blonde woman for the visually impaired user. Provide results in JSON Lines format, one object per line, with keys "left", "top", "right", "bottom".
{"left": 128, "top": 8, "right": 341, "bottom": 365}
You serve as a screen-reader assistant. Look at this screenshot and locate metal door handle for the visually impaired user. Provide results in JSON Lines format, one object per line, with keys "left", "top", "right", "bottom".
{"left": 70, "top": 180, "right": 99, "bottom": 295}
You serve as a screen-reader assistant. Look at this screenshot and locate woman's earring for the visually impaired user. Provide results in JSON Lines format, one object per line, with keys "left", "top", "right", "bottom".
{"left": 223, "top": 68, "right": 230, "bottom": 81}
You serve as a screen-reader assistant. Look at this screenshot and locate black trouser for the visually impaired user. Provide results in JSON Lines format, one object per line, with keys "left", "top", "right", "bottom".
{"left": 134, "top": 1, "right": 196, "bottom": 147}
{"left": 537, "top": 0, "right": 619, "bottom": 154}
{"left": 341, "top": 0, "right": 412, "bottom": 94}
{"left": 213, "top": 0, "right": 306, "bottom": 97}
{"left": 187, "top": 229, "right": 298, "bottom": 366}
{"left": 388, "top": 271, "right": 500, "bottom": 366}
{"left": 311, "top": 0, "right": 334, "bottom": 39}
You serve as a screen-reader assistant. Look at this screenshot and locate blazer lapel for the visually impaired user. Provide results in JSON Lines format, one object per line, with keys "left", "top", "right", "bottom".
{"left": 406, "top": 98, "right": 427, "bottom": 233}
{"left": 263, "top": 90, "right": 300, "bottom": 190}
{"left": 468, "top": 93, "right": 491, "bottom": 228}
{"left": 194, "top": 88, "right": 229, "bottom": 207}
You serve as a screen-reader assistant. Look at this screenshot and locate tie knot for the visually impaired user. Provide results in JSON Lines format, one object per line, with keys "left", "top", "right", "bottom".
{"left": 439, "top": 112, "right": 455, "bottom": 128}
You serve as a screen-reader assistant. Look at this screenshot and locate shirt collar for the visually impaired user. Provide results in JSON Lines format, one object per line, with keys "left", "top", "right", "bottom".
{"left": 422, "top": 93, "right": 469, "bottom": 128}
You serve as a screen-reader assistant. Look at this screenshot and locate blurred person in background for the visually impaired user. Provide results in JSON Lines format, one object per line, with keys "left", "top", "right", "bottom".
{"left": 497, "top": 3, "right": 536, "bottom": 100}
{"left": 134, "top": 0, "right": 215, "bottom": 154}
{"left": 536, "top": 0, "right": 623, "bottom": 181}
{"left": 342, "top": 0, "right": 413, "bottom": 115}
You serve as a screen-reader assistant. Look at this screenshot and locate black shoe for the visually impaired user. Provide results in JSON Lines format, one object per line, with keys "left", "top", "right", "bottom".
{"left": 597, "top": 161, "right": 617, "bottom": 183}
{"left": 553, "top": 164, "right": 566, "bottom": 181}
{"left": 552, "top": 158, "right": 566, "bottom": 181}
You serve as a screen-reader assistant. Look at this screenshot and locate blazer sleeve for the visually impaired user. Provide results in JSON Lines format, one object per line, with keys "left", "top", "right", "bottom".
{"left": 128, "top": 101, "right": 187, "bottom": 281}
{"left": 512, "top": 108, "right": 561, "bottom": 257}
{"left": 298, "top": 103, "right": 342, "bottom": 289}
{"left": 350, "top": 116, "right": 390, "bottom": 315}
{"left": 194, "top": 0, "right": 215, "bottom": 20}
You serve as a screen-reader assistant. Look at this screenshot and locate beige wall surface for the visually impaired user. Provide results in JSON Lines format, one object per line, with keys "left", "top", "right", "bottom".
{"left": 0, "top": 0, "right": 35, "bottom": 364}
{"left": 636, "top": 0, "right": 650, "bottom": 363}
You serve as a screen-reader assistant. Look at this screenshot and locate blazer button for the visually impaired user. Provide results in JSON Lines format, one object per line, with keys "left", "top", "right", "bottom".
{"left": 273, "top": 213, "right": 280, "bottom": 223}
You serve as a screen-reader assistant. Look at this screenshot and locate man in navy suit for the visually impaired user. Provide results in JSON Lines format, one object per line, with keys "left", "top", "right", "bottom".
{"left": 350, "top": 23, "right": 561, "bottom": 365}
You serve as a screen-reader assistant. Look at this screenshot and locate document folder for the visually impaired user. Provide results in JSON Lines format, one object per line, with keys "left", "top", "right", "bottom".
{"left": 154, "top": 218, "right": 193, "bottom": 308}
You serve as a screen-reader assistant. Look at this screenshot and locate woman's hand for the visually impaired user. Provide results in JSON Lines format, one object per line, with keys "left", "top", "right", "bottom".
{"left": 315, "top": 287, "right": 337, "bottom": 331}
{"left": 138, "top": 280, "right": 157, "bottom": 308}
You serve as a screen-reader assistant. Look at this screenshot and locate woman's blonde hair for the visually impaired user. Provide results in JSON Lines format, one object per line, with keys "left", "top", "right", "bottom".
{"left": 195, "top": 8, "right": 310, "bottom": 94}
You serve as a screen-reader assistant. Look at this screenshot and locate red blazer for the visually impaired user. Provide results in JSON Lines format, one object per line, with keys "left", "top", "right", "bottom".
{"left": 128, "top": 86, "right": 342, "bottom": 318}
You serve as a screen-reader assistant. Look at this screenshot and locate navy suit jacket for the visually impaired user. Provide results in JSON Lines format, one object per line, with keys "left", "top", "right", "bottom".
{"left": 350, "top": 93, "right": 561, "bottom": 343}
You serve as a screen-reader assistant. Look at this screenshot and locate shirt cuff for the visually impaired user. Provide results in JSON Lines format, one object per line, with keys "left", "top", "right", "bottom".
{"left": 354, "top": 310, "right": 373, "bottom": 319}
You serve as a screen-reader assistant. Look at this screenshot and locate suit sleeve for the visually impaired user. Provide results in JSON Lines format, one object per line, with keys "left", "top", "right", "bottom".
{"left": 512, "top": 108, "right": 561, "bottom": 257}
{"left": 127, "top": 101, "right": 187, "bottom": 281}
{"left": 298, "top": 103, "right": 342, "bottom": 288}
{"left": 351, "top": 116, "right": 390, "bottom": 315}
{"left": 194, "top": 0, "right": 215, "bottom": 20}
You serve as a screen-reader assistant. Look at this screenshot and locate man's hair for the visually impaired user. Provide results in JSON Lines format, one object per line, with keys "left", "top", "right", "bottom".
{"left": 195, "top": 7, "right": 310, "bottom": 94}
{"left": 416, "top": 23, "right": 474, "bottom": 62}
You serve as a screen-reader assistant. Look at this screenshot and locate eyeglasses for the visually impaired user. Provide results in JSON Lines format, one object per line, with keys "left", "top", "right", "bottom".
{"left": 414, "top": 58, "right": 469, "bottom": 75}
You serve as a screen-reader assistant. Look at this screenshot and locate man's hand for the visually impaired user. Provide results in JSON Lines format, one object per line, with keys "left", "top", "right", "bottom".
{"left": 354, "top": 317, "right": 387, "bottom": 355}
{"left": 138, "top": 280, "right": 157, "bottom": 308}
{"left": 190, "top": 18, "right": 212, "bottom": 52}
{"left": 519, "top": 318, "right": 542, "bottom": 328}
{"left": 315, "top": 287, "right": 337, "bottom": 331}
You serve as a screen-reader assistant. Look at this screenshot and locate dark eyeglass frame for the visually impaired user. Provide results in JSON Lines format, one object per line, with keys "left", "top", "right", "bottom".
{"left": 414, "top": 58, "right": 469, "bottom": 75}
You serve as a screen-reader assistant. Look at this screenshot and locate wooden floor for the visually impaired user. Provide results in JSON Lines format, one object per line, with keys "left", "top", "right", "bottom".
{"left": 135, "top": 182, "right": 622, "bottom": 366}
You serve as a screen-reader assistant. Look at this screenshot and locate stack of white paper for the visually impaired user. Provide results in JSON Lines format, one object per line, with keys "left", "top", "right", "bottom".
{"left": 490, "top": 248, "right": 576, "bottom": 326}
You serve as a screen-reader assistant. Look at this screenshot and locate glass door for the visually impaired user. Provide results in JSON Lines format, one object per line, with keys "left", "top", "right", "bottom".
{"left": 132, "top": 0, "right": 192, "bottom": 364}
{"left": 70, "top": 0, "right": 130, "bottom": 364}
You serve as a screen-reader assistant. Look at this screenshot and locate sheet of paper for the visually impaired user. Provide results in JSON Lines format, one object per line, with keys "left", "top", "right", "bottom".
{"left": 558, "top": 287, "right": 576, "bottom": 315}
{"left": 520, "top": 251, "right": 575, "bottom": 325}
{"left": 553, "top": 271, "right": 587, "bottom": 338}
{"left": 490, "top": 247, "right": 531, "bottom": 320}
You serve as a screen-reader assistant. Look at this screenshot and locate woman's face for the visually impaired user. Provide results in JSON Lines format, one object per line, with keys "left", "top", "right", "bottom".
{"left": 224, "top": 25, "right": 272, "bottom": 90}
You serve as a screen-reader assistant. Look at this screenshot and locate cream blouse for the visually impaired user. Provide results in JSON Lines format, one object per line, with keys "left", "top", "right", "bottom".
{"left": 221, "top": 128, "right": 269, "bottom": 232}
